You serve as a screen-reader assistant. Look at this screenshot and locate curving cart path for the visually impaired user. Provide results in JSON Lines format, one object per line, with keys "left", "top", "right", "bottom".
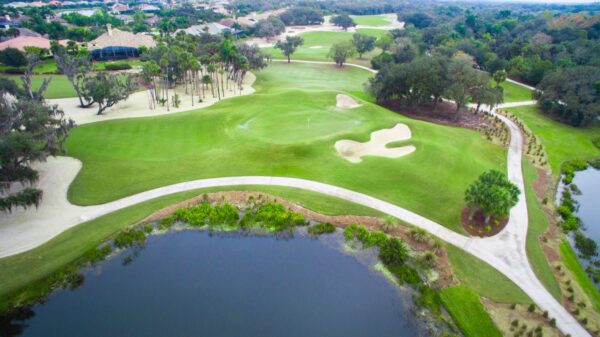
{"left": 0, "top": 61, "right": 589, "bottom": 337}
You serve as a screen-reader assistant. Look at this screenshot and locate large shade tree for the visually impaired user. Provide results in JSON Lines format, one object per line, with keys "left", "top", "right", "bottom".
{"left": 465, "top": 170, "right": 520, "bottom": 223}
{"left": 274, "top": 36, "right": 304, "bottom": 63}
{"left": 0, "top": 79, "right": 74, "bottom": 212}
{"left": 352, "top": 33, "right": 376, "bottom": 59}
{"left": 328, "top": 41, "right": 356, "bottom": 67}
{"left": 330, "top": 14, "right": 356, "bottom": 31}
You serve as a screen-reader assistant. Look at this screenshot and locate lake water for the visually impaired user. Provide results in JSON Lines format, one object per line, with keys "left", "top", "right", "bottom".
{"left": 7, "top": 230, "right": 422, "bottom": 337}
{"left": 572, "top": 167, "right": 600, "bottom": 245}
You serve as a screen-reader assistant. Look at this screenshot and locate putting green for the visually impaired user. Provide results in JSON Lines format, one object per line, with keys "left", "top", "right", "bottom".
{"left": 65, "top": 62, "right": 506, "bottom": 233}
{"left": 263, "top": 29, "right": 385, "bottom": 66}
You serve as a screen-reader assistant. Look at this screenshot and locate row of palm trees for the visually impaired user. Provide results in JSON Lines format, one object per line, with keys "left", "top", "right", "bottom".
{"left": 140, "top": 33, "right": 266, "bottom": 111}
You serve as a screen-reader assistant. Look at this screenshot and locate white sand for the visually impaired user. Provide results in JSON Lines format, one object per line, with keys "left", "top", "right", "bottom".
{"left": 336, "top": 94, "right": 360, "bottom": 109}
{"left": 49, "top": 72, "right": 256, "bottom": 125}
{"left": 309, "top": 45, "right": 323, "bottom": 49}
{"left": 335, "top": 123, "right": 415, "bottom": 163}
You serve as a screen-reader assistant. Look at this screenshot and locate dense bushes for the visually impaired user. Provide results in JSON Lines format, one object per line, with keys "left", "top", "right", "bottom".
{"left": 307, "top": 223, "right": 336, "bottom": 235}
{"left": 278, "top": 7, "right": 323, "bottom": 26}
{"left": 104, "top": 62, "right": 132, "bottom": 71}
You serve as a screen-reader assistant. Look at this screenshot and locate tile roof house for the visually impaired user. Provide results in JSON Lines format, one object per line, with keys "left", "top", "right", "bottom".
{"left": 174, "top": 23, "right": 240, "bottom": 36}
{"left": 87, "top": 24, "right": 156, "bottom": 59}
{"left": 0, "top": 36, "right": 68, "bottom": 51}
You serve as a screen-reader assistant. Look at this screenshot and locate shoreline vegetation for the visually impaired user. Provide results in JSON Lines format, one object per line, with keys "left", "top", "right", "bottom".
{"left": 0, "top": 191, "right": 564, "bottom": 337}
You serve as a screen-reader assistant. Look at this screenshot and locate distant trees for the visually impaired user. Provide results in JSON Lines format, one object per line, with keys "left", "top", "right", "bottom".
{"left": 537, "top": 66, "right": 600, "bottom": 127}
{"left": 275, "top": 36, "right": 304, "bottom": 63}
{"left": 402, "top": 13, "right": 433, "bottom": 28}
{"left": 465, "top": 170, "right": 520, "bottom": 223}
{"left": 369, "top": 54, "right": 500, "bottom": 114}
{"left": 255, "top": 16, "right": 285, "bottom": 40}
{"left": 0, "top": 48, "right": 26, "bottom": 68}
{"left": 330, "top": 14, "right": 356, "bottom": 31}
{"left": 0, "top": 77, "right": 73, "bottom": 212}
{"left": 328, "top": 41, "right": 356, "bottom": 67}
{"left": 352, "top": 33, "right": 376, "bottom": 58}
{"left": 278, "top": 7, "right": 323, "bottom": 26}
{"left": 83, "top": 73, "right": 138, "bottom": 115}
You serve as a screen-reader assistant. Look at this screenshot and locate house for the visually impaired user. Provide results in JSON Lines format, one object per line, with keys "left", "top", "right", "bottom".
{"left": 87, "top": 24, "right": 156, "bottom": 60}
{"left": 145, "top": 15, "right": 161, "bottom": 26}
{"left": 111, "top": 3, "right": 130, "bottom": 14}
{"left": 115, "top": 14, "right": 133, "bottom": 23}
{"left": 174, "top": 23, "right": 239, "bottom": 36}
{"left": 137, "top": 4, "right": 160, "bottom": 12}
{"left": 0, "top": 36, "right": 68, "bottom": 52}
{"left": 59, "top": 9, "right": 97, "bottom": 17}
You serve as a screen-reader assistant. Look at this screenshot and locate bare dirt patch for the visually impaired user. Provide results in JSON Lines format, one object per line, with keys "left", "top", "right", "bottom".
{"left": 461, "top": 206, "right": 509, "bottom": 237}
{"left": 335, "top": 123, "right": 415, "bottom": 163}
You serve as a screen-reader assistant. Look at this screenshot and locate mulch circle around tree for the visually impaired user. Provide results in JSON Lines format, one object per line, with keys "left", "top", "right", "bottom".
{"left": 461, "top": 206, "right": 509, "bottom": 237}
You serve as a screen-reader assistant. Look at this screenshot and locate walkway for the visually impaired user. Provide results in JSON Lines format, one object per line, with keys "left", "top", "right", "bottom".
{"left": 0, "top": 62, "right": 589, "bottom": 337}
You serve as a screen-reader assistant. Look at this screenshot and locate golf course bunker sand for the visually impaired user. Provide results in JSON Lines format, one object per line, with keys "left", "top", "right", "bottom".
{"left": 336, "top": 94, "right": 361, "bottom": 109}
{"left": 309, "top": 45, "right": 323, "bottom": 49}
{"left": 335, "top": 123, "right": 415, "bottom": 163}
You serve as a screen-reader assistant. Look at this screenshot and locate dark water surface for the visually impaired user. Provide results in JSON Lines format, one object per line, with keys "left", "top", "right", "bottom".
{"left": 572, "top": 167, "right": 600, "bottom": 244}
{"left": 14, "top": 230, "right": 420, "bottom": 337}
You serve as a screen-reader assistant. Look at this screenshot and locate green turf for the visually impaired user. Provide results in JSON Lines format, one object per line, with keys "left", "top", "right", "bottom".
{"left": 263, "top": 29, "right": 386, "bottom": 66}
{"left": 0, "top": 74, "right": 76, "bottom": 99}
{"left": 350, "top": 15, "right": 393, "bottom": 27}
{"left": 446, "top": 244, "right": 531, "bottom": 303}
{"left": 504, "top": 105, "right": 600, "bottom": 174}
{"left": 498, "top": 81, "right": 533, "bottom": 103}
{"left": 65, "top": 62, "right": 507, "bottom": 233}
{"left": 559, "top": 241, "right": 600, "bottom": 313}
{"left": 523, "top": 160, "right": 562, "bottom": 300}
{"left": 440, "top": 286, "right": 503, "bottom": 337}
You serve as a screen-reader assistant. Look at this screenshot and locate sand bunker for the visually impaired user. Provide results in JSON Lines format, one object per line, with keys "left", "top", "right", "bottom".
{"left": 336, "top": 94, "right": 361, "bottom": 109}
{"left": 309, "top": 45, "right": 323, "bottom": 49}
{"left": 335, "top": 123, "right": 415, "bottom": 163}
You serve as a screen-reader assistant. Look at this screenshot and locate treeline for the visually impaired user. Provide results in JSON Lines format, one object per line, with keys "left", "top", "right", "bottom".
{"left": 369, "top": 51, "right": 502, "bottom": 114}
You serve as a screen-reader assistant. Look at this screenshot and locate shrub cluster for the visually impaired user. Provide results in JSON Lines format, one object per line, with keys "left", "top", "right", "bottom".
{"left": 240, "top": 202, "right": 306, "bottom": 231}
{"left": 104, "top": 62, "right": 132, "bottom": 71}
{"left": 561, "top": 159, "right": 588, "bottom": 184}
{"left": 307, "top": 223, "right": 336, "bottom": 235}
{"left": 173, "top": 202, "right": 239, "bottom": 227}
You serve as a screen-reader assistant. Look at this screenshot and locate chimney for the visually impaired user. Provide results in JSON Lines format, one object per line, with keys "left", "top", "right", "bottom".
{"left": 107, "top": 23, "right": 112, "bottom": 36}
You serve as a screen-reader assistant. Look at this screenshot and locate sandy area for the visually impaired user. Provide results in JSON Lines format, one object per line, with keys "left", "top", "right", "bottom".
{"left": 49, "top": 72, "right": 256, "bottom": 125}
{"left": 336, "top": 94, "right": 360, "bottom": 109}
{"left": 335, "top": 123, "right": 415, "bottom": 163}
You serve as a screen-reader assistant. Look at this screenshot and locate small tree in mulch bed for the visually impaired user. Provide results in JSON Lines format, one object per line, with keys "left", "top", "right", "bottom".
{"left": 464, "top": 170, "right": 520, "bottom": 234}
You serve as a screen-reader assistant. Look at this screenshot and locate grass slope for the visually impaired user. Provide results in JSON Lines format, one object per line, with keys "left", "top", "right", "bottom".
{"left": 1, "top": 74, "right": 76, "bottom": 98}
{"left": 65, "top": 62, "right": 506, "bottom": 233}
{"left": 499, "top": 81, "right": 533, "bottom": 103}
{"left": 350, "top": 15, "right": 392, "bottom": 26}
{"left": 263, "top": 29, "right": 385, "bottom": 66}
{"left": 440, "top": 286, "right": 503, "bottom": 337}
{"left": 505, "top": 105, "right": 600, "bottom": 174}
{"left": 523, "top": 160, "right": 562, "bottom": 300}
{"left": 446, "top": 244, "right": 531, "bottom": 303}
{"left": 559, "top": 241, "right": 600, "bottom": 313}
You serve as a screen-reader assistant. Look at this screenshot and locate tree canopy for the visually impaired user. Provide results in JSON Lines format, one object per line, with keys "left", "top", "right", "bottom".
{"left": 464, "top": 170, "right": 520, "bottom": 220}
{"left": 278, "top": 7, "right": 323, "bottom": 26}
{"left": 330, "top": 14, "right": 356, "bottom": 31}
{"left": 274, "top": 36, "right": 304, "bottom": 63}
{"left": 328, "top": 41, "right": 356, "bottom": 67}
{"left": 352, "top": 33, "right": 377, "bottom": 59}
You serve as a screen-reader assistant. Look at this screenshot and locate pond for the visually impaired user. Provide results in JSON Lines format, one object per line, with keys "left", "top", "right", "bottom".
{"left": 571, "top": 167, "right": 600, "bottom": 245}
{"left": 5, "top": 230, "right": 422, "bottom": 337}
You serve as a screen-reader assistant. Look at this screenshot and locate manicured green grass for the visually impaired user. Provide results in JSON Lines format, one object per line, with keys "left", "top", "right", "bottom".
{"left": 0, "top": 74, "right": 76, "bottom": 98}
{"left": 559, "top": 241, "right": 600, "bottom": 313}
{"left": 440, "top": 286, "right": 503, "bottom": 337}
{"left": 263, "top": 29, "right": 386, "bottom": 66}
{"left": 446, "top": 244, "right": 531, "bottom": 303}
{"left": 65, "top": 62, "right": 506, "bottom": 233}
{"left": 499, "top": 81, "right": 533, "bottom": 103}
{"left": 350, "top": 15, "right": 393, "bottom": 27}
{"left": 523, "top": 160, "right": 562, "bottom": 300}
{"left": 504, "top": 105, "right": 600, "bottom": 174}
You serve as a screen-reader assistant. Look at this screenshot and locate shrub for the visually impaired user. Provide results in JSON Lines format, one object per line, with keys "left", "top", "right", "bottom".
{"left": 528, "top": 304, "right": 536, "bottom": 312}
{"left": 379, "top": 237, "right": 409, "bottom": 266}
{"left": 414, "top": 284, "right": 441, "bottom": 314}
{"left": 104, "top": 62, "right": 132, "bottom": 71}
{"left": 307, "top": 223, "right": 336, "bottom": 235}
{"left": 388, "top": 264, "right": 420, "bottom": 285}
{"left": 113, "top": 228, "right": 147, "bottom": 249}
{"left": 592, "top": 137, "right": 600, "bottom": 149}
{"left": 241, "top": 202, "right": 305, "bottom": 231}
